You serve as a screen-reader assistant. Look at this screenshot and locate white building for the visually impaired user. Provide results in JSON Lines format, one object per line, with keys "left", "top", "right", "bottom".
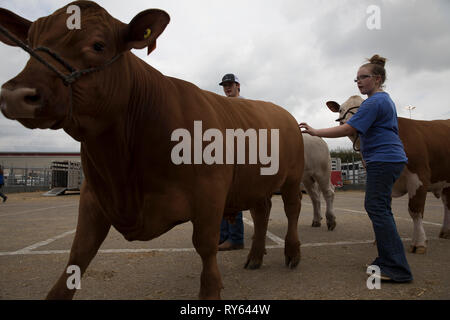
{"left": 331, "top": 158, "right": 342, "bottom": 171}
{"left": 341, "top": 161, "right": 366, "bottom": 184}
{"left": 0, "top": 152, "right": 81, "bottom": 169}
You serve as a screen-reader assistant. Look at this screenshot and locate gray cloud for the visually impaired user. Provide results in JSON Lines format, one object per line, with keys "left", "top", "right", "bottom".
{"left": 0, "top": 0, "right": 448, "bottom": 153}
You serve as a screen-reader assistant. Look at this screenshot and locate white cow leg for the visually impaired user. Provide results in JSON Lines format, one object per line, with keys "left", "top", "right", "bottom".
{"left": 410, "top": 214, "right": 427, "bottom": 254}
{"left": 407, "top": 177, "right": 428, "bottom": 254}
{"left": 319, "top": 178, "right": 336, "bottom": 231}
{"left": 305, "top": 181, "right": 322, "bottom": 228}
{"left": 439, "top": 188, "right": 450, "bottom": 239}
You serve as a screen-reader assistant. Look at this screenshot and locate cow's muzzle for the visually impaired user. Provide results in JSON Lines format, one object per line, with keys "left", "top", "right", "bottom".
{"left": 0, "top": 87, "right": 42, "bottom": 119}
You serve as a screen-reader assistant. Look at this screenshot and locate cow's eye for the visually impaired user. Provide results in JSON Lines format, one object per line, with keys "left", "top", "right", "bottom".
{"left": 93, "top": 42, "right": 105, "bottom": 52}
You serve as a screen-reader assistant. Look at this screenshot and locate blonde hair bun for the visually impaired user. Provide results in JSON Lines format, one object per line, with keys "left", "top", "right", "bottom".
{"left": 368, "top": 54, "right": 387, "bottom": 67}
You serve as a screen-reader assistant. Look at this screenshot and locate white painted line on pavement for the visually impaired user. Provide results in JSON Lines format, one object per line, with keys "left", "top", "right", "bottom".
{"left": 243, "top": 217, "right": 285, "bottom": 246}
{"left": 332, "top": 206, "right": 442, "bottom": 227}
{"left": 13, "top": 229, "right": 76, "bottom": 254}
{"left": 0, "top": 199, "right": 441, "bottom": 258}
{"left": 302, "top": 201, "right": 442, "bottom": 227}
{"left": 0, "top": 204, "right": 77, "bottom": 218}
{"left": 1, "top": 237, "right": 430, "bottom": 257}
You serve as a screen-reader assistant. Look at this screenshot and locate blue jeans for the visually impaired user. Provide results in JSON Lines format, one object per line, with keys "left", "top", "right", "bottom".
{"left": 365, "top": 162, "right": 413, "bottom": 282}
{"left": 220, "top": 211, "right": 244, "bottom": 245}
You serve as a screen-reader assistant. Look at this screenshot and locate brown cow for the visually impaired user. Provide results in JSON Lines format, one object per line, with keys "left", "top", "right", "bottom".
{"left": 327, "top": 96, "right": 450, "bottom": 254}
{"left": 0, "top": 1, "right": 304, "bottom": 299}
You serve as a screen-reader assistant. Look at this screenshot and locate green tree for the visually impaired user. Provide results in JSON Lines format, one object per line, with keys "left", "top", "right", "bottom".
{"left": 330, "top": 148, "right": 362, "bottom": 163}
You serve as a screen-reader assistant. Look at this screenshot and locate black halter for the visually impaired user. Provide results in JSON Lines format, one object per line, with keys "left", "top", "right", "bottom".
{"left": 335, "top": 106, "right": 360, "bottom": 124}
{"left": 335, "top": 106, "right": 361, "bottom": 152}
{"left": 0, "top": 24, "right": 122, "bottom": 122}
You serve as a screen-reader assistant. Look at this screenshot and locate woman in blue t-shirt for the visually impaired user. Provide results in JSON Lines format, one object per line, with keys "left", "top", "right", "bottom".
{"left": 299, "top": 55, "right": 413, "bottom": 283}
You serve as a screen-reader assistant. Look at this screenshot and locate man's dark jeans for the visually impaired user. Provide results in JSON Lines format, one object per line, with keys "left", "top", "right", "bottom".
{"left": 220, "top": 211, "right": 244, "bottom": 245}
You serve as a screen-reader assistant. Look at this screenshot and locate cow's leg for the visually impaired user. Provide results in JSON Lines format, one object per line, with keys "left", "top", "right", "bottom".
{"left": 439, "top": 187, "right": 450, "bottom": 239}
{"left": 245, "top": 197, "right": 272, "bottom": 270}
{"left": 408, "top": 186, "right": 428, "bottom": 254}
{"left": 46, "top": 186, "right": 111, "bottom": 300}
{"left": 280, "top": 181, "right": 301, "bottom": 269}
{"left": 304, "top": 178, "right": 322, "bottom": 228}
{"left": 317, "top": 175, "right": 336, "bottom": 231}
{"left": 192, "top": 207, "right": 223, "bottom": 300}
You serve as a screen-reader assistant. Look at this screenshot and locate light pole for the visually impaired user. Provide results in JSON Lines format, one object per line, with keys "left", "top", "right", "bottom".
{"left": 405, "top": 106, "right": 416, "bottom": 119}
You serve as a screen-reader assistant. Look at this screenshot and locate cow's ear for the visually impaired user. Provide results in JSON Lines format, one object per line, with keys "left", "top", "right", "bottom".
{"left": 326, "top": 101, "right": 341, "bottom": 113}
{"left": 0, "top": 8, "right": 32, "bottom": 46}
{"left": 124, "top": 9, "right": 170, "bottom": 55}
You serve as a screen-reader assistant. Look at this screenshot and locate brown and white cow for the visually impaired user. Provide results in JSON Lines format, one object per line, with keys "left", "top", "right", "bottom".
{"left": 327, "top": 95, "right": 450, "bottom": 253}
{"left": 0, "top": 1, "right": 304, "bottom": 299}
{"left": 302, "top": 134, "right": 336, "bottom": 230}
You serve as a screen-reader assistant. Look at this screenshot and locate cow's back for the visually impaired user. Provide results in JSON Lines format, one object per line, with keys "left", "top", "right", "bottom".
{"left": 398, "top": 118, "right": 450, "bottom": 183}
{"left": 215, "top": 95, "right": 304, "bottom": 211}
{"left": 158, "top": 77, "right": 304, "bottom": 211}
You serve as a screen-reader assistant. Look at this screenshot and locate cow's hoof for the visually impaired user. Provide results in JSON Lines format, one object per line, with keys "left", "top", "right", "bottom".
{"left": 311, "top": 221, "right": 321, "bottom": 228}
{"left": 327, "top": 220, "right": 336, "bottom": 231}
{"left": 284, "top": 249, "right": 301, "bottom": 269}
{"left": 244, "top": 258, "right": 263, "bottom": 270}
{"left": 284, "top": 241, "right": 300, "bottom": 269}
{"left": 409, "top": 245, "right": 427, "bottom": 254}
{"left": 285, "top": 255, "right": 300, "bottom": 269}
{"left": 439, "top": 229, "right": 450, "bottom": 239}
{"left": 245, "top": 247, "right": 266, "bottom": 270}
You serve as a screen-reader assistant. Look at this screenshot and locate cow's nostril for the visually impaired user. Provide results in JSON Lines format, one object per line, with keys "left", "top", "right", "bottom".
{"left": 25, "top": 93, "right": 41, "bottom": 104}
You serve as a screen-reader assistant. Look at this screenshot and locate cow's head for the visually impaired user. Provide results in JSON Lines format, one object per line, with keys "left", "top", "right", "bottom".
{"left": 326, "top": 95, "right": 364, "bottom": 146}
{"left": 326, "top": 96, "right": 364, "bottom": 126}
{"left": 0, "top": 1, "right": 170, "bottom": 141}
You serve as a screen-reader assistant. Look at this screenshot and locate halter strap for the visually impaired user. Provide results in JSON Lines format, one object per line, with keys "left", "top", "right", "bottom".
{"left": 335, "top": 106, "right": 360, "bottom": 123}
{"left": 334, "top": 106, "right": 361, "bottom": 152}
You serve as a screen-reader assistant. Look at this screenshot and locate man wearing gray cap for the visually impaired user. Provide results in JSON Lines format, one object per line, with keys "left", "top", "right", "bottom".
{"left": 218, "top": 73, "right": 244, "bottom": 251}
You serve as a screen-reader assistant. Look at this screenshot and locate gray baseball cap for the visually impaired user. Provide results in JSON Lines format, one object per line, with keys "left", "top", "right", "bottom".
{"left": 219, "top": 74, "right": 240, "bottom": 86}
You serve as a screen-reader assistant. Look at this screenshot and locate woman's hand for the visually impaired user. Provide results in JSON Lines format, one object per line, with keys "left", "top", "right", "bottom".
{"left": 299, "top": 122, "right": 357, "bottom": 138}
{"left": 299, "top": 122, "right": 318, "bottom": 136}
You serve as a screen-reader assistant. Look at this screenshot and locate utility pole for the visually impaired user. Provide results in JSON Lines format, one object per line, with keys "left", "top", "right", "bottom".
{"left": 405, "top": 106, "right": 416, "bottom": 119}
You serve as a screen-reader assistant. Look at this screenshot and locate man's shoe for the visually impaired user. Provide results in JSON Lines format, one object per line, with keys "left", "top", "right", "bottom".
{"left": 2, "top": 196, "right": 6, "bottom": 203}
{"left": 218, "top": 241, "right": 244, "bottom": 251}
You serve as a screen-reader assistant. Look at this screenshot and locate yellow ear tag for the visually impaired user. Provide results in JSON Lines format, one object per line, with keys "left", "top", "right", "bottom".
{"left": 144, "top": 28, "right": 152, "bottom": 39}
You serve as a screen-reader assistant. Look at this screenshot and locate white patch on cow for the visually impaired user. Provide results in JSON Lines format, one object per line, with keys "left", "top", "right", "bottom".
{"left": 411, "top": 215, "right": 427, "bottom": 248}
{"left": 430, "top": 181, "right": 450, "bottom": 199}
{"left": 338, "top": 96, "right": 364, "bottom": 124}
{"left": 404, "top": 168, "right": 423, "bottom": 199}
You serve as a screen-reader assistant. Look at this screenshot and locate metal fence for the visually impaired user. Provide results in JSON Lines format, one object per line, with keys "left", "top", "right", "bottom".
{"left": 2, "top": 167, "right": 53, "bottom": 193}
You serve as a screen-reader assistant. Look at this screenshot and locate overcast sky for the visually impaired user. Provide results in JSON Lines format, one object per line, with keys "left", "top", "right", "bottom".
{"left": 0, "top": 0, "right": 449, "bottom": 152}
